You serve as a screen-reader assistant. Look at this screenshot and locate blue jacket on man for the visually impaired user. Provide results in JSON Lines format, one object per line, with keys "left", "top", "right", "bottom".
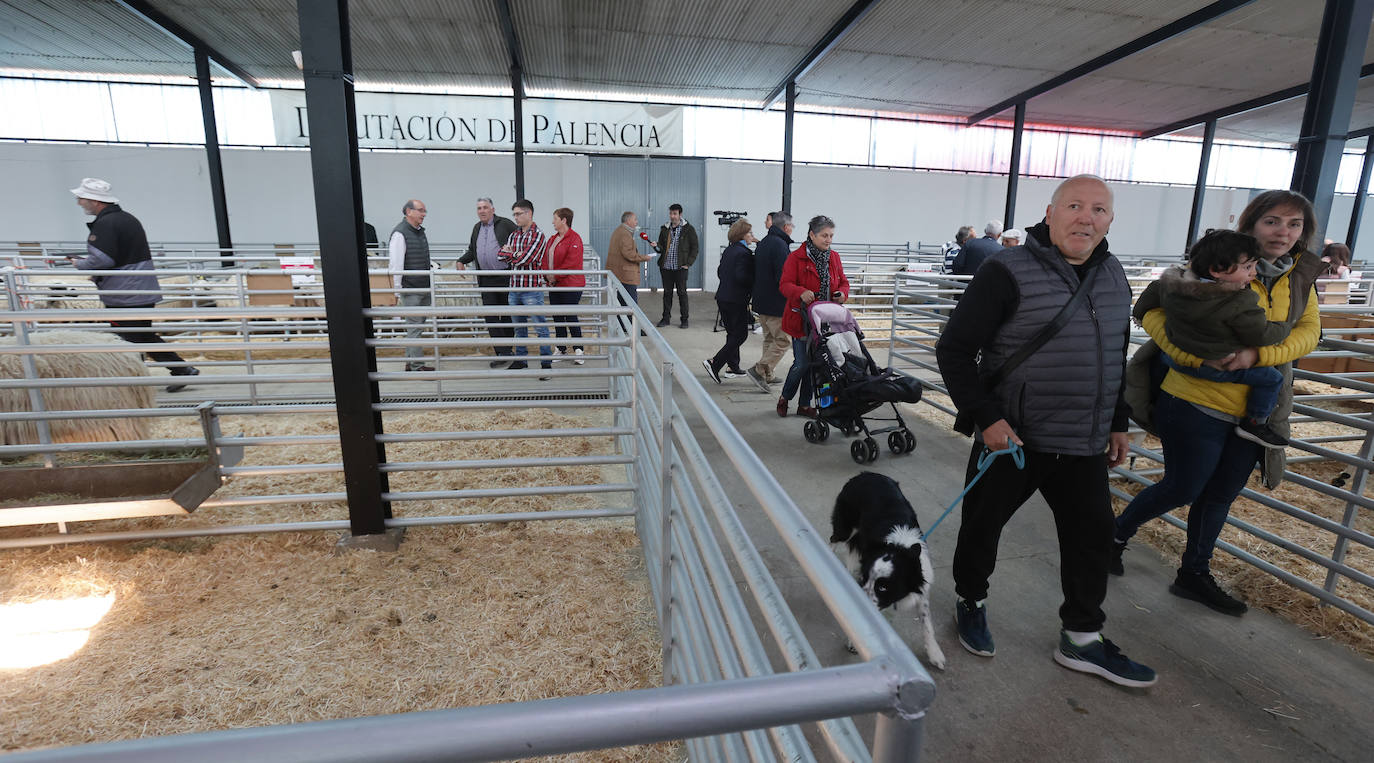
{"left": 751, "top": 224, "right": 793, "bottom": 316}
{"left": 953, "top": 235, "right": 1004, "bottom": 276}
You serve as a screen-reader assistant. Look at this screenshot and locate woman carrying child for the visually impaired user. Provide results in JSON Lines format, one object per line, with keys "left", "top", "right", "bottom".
{"left": 1113, "top": 190, "right": 1324, "bottom": 615}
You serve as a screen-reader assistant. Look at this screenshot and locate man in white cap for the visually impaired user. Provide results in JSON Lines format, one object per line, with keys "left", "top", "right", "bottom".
{"left": 67, "top": 178, "right": 199, "bottom": 392}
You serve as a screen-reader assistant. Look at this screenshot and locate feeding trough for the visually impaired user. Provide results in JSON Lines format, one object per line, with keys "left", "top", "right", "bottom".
{"left": 0, "top": 402, "right": 241, "bottom": 527}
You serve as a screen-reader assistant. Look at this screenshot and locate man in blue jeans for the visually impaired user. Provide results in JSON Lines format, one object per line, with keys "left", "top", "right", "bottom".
{"left": 499, "top": 199, "right": 552, "bottom": 379}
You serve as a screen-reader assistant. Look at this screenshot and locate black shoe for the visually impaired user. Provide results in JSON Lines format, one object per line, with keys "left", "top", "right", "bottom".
{"left": 1054, "top": 632, "right": 1157, "bottom": 688}
{"left": 680, "top": 320, "right": 689, "bottom": 329}
{"left": 489, "top": 359, "right": 510, "bottom": 369}
{"left": 954, "top": 599, "right": 995, "bottom": 657}
{"left": 1169, "top": 570, "right": 1248, "bottom": 616}
{"left": 406, "top": 364, "right": 435, "bottom": 372}
{"left": 1109, "top": 539, "right": 1127, "bottom": 577}
{"left": 508, "top": 360, "right": 529, "bottom": 370}
{"left": 701, "top": 359, "right": 722, "bottom": 384}
{"left": 1234, "top": 418, "right": 1288, "bottom": 449}
{"left": 165, "top": 366, "right": 200, "bottom": 393}
{"left": 656, "top": 317, "right": 671, "bottom": 328}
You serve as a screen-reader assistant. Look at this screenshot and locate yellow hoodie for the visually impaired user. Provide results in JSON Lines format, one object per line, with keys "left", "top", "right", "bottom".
{"left": 1142, "top": 255, "right": 1320, "bottom": 417}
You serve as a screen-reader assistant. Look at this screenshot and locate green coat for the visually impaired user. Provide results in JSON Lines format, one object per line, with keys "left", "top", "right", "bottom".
{"left": 1132, "top": 266, "right": 1290, "bottom": 360}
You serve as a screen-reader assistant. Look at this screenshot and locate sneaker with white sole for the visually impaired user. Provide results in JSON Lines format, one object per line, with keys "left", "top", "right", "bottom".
{"left": 573, "top": 348, "right": 585, "bottom": 365}
{"left": 954, "top": 599, "right": 995, "bottom": 657}
{"left": 1234, "top": 418, "right": 1287, "bottom": 449}
{"left": 1054, "top": 631, "right": 1157, "bottom": 687}
{"left": 701, "top": 359, "right": 722, "bottom": 384}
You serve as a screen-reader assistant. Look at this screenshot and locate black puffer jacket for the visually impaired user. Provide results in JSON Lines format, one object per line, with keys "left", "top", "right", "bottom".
{"left": 715, "top": 240, "right": 754, "bottom": 303}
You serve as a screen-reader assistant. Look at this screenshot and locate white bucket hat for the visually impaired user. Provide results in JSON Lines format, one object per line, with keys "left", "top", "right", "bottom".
{"left": 70, "top": 178, "right": 119, "bottom": 204}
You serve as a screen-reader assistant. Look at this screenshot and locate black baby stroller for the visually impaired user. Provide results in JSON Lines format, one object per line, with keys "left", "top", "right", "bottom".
{"left": 799, "top": 301, "right": 923, "bottom": 464}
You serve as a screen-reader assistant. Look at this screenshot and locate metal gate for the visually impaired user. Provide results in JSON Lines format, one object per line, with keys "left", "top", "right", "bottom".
{"left": 589, "top": 157, "right": 706, "bottom": 290}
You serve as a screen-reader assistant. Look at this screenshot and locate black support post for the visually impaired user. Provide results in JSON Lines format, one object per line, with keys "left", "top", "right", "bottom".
{"left": 512, "top": 64, "right": 525, "bottom": 200}
{"left": 1348, "top": 138, "right": 1374, "bottom": 251}
{"left": 1003, "top": 102, "right": 1025, "bottom": 228}
{"left": 1186, "top": 118, "right": 1217, "bottom": 250}
{"left": 1291, "top": 0, "right": 1374, "bottom": 237}
{"left": 781, "top": 81, "right": 795, "bottom": 214}
{"left": 296, "top": 0, "right": 390, "bottom": 536}
{"left": 195, "top": 48, "right": 233, "bottom": 264}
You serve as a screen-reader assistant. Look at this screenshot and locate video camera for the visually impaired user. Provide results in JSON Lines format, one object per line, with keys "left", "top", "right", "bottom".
{"left": 714, "top": 209, "right": 747, "bottom": 226}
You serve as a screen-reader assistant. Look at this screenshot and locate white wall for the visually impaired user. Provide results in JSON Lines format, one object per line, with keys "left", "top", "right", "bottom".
{"left": 2, "top": 142, "right": 1367, "bottom": 278}
{"left": 0, "top": 143, "right": 588, "bottom": 247}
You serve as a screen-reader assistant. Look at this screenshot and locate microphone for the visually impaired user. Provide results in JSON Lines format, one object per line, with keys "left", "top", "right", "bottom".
{"left": 639, "top": 231, "right": 661, "bottom": 253}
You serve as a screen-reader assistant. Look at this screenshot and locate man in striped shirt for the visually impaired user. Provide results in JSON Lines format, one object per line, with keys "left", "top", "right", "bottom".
{"left": 498, "top": 199, "right": 553, "bottom": 375}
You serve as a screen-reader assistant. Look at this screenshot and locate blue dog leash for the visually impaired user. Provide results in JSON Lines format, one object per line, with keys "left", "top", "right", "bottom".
{"left": 923, "top": 441, "right": 1026, "bottom": 538}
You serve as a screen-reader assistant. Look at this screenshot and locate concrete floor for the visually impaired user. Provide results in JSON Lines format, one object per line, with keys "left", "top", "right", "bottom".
{"left": 656, "top": 292, "right": 1373, "bottom": 762}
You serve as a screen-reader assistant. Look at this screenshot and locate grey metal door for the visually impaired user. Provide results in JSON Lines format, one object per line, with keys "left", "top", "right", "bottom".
{"left": 589, "top": 157, "right": 706, "bottom": 290}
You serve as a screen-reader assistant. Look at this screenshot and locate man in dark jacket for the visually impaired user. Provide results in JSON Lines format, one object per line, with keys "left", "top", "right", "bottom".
{"left": 952, "top": 220, "right": 1005, "bottom": 276}
{"left": 459, "top": 197, "right": 519, "bottom": 367}
{"left": 67, "top": 177, "right": 198, "bottom": 392}
{"left": 655, "top": 203, "right": 698, "bottom": 328}
{"left": 745, "top": 212, "right": 794, "bottom": 392}
{"left": 935, "top": 175, "right": 1157, "bottom": 689}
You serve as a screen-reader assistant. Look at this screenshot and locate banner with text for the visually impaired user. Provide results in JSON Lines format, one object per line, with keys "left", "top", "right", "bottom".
{"left": 270, "top": 91, "right": 683, "bottom": 154}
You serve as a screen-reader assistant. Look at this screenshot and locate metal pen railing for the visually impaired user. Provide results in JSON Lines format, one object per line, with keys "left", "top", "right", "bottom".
{"left": 883, "top": 270, "right": 1374, "bottom": 625}
{"left": 1, "top": 266, "right": 936, "bottom": 760}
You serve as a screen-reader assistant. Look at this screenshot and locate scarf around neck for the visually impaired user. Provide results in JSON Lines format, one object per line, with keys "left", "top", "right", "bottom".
{"left": 806, "top": 241, "right": 831, "bottom": 300}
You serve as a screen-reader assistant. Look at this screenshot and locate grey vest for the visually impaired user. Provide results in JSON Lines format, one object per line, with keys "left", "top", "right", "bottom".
{"left": 392, "top": 220, "right": 431, "bottom": 288}
{"left": 978, "top": 239, "right": 1131, "bottom": 456}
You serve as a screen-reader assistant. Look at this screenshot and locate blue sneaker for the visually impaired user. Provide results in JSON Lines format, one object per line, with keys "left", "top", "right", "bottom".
{"left": 1054, "top": 632, "right": 1157, "bottom": 687}
{"left": 954, "top": 599, "right": 995, "bottom": 657}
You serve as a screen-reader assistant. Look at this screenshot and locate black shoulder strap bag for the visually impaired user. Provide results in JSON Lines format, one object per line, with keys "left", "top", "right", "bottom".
{"left": 953, "top": 263, "right": 1101, "bottom": 436}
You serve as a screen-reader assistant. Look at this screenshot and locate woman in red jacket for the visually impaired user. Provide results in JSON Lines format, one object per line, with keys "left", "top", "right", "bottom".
{"left": 545, "top": 207, "right": 586, "bottom": 362}
{"left": 776, "top": 215, "right": 850, "bottom": 417}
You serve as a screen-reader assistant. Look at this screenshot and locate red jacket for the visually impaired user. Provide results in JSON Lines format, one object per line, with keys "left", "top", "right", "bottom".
{"left": 546, "top": 229, "right": 586, "bottom": 288}
{"left": 778, "top": 244, "right": 850, "bottom": 338}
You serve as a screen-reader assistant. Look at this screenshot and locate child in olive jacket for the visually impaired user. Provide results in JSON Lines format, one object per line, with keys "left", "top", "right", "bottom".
{"left": 1133, "top": 230, "right": 1292, "bottom": 448}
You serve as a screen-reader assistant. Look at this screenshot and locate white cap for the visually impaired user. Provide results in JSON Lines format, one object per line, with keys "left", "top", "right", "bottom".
{"left": 1002, "top": 228, "right": 1025, "bottom": 241}
{"left": 70, "top": 178, "right": 119, "bottom": 204}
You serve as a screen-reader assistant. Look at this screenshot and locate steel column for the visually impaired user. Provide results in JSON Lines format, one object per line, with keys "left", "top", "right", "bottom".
{"left": 782, "top": 81, "right": 796, "bottom": 214}
{"left": 1186, "top": 118, "right": 1217, "bottom": 250}
{"left": 1291, "top": 0, "right": 1374, "bottom": 238}
{"left": 1347, "top": 137, "right": 1374, "bottom": 250}
{"left": 195, "top": 48, "right": 233, "bottom": 264}
{"left": 512, "top": 64, "right": 525, "bottom": 200}
{"left": 1003, "top": 102, "right": 1025, "bottom": 228}
{"left": 296, "top": 0, "right": 390, "bottom": 536}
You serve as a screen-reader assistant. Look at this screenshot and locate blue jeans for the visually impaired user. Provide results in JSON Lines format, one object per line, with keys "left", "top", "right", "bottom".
{"left": 1164, "top": 355, "right": 1282, "bottom": 421}
{"left": 508, "top": 290, "right": 552, "bottom": 360}
{"left": 781, "top": 337, "right": 812, "bottom": 404}
{"left": 1114, "top": 392, "right": 1261, "bottom": 574}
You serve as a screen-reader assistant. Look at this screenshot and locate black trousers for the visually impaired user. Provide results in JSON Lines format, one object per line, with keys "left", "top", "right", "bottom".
{"left": 659, "top": 267, "right": 689, "bottom": 321}
{"left": 952, "top": 443, "right": 1114, "bottom": 632}
{"left": 710, "top": 299, "right": 750, "bottom": 372}
{"left": 107, "top": 304, "right": 188, "bottom": 368}
{"left": 549, "top": 289, "right": 583, "bottom": 351}
{"left": 476, "top": 274, "right": 513, "bottom": 356}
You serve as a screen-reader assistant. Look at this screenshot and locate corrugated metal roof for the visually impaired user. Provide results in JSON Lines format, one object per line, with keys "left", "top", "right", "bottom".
{"left": 1, "top": 0, "right": 1371, "bottom": 143}
{"left": 0, "top": 0, "right": 194, "bottom": 78}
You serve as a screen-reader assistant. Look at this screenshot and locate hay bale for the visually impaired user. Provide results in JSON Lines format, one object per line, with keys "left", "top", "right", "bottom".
{"left": 0, "top": 330, "right": 153, "bottom": 445}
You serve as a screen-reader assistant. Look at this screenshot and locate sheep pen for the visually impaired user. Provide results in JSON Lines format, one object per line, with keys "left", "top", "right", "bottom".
{"left": 0, "top": 408, "right": 678, "bottom": 761}
{"left": 0, "top": 330, "right": 153, "bottom": 446}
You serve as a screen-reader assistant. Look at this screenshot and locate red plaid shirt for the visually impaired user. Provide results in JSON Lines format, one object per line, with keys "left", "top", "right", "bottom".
{"left": 500, "top": 223, "right": 548, "bottom": 289}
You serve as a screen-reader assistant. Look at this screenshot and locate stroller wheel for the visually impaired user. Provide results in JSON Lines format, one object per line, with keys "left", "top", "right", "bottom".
{"left": 863, "top": 437, "right": 879, "bottom": 463}
{"left": 817, "top": 421, "right": 830, "bottom": 441}
{"left": 888, "top": 431, "right": 907, "bottom": 454}
{"left": 804, "top": 420, "right": 820, "bottom": 443}
{"left": 850, "top": 440, "right": 868, "bottom": 464}
{"left": 903, "top": 430, "right": 917, "bottom": 453}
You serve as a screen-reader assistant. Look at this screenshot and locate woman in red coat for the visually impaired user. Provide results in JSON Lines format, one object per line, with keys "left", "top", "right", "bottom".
{"left": 545, "top": 207, "right": 586, "bottom": 362}
{"left": 776, "top": 215, "right": 850, "bottom": 417}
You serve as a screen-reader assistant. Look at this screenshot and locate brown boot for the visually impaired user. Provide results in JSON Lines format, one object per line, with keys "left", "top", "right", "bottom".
{"left": 776, "top": 397, "right": 789, "bottom": 417}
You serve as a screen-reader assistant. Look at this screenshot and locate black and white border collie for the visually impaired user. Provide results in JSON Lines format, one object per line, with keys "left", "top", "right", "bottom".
{"left": 829, "top": 471, "right": 946, "bottom": 670}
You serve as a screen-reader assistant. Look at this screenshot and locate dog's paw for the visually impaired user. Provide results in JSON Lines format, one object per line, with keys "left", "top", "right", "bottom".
{"left": 927, "top": 648, "right": 947, "bottom": 671}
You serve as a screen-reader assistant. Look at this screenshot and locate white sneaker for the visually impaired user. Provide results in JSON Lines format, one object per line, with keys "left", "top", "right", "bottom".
{"left": 552, "top": 348, "right": 565, "bottom": 363}
{"left": 573, "top": 348, "right": 585, "bottom": 365}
